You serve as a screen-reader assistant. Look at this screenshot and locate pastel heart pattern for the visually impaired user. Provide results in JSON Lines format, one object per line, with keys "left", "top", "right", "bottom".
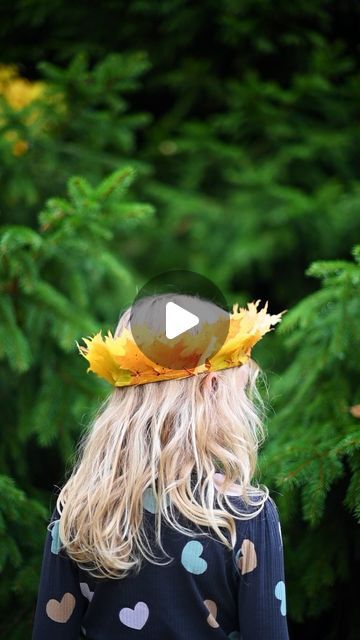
{"left": 50, "top": 519, "right": 61, "bottom": 555}
{"left": 275, "top": 580, "right": 287, "bottom": 616}
{"left": 143, "top": 487, "right": 171, "bottom": 514}
{"left": 80, "top": 582, "right": 94, "bottom": 602}
{"left": 143, "top": 487, "right": 158, "bottom": 514}
{"left": 213, "top": 473, "right": 243, "bottom": 496}
{"left": 235, "top": 539, "right": 257, "bottom": 574}
{"left": 204, "top": 599, "right": 219, "bottom": 628}
{"left": 46, "top": 592, "right": 76, "bottom": 623}
{"left": 181, "top": 540, "right": 207, "bottom": 574}
{"left": 119, "top": 601, "right": 149, "bottom": 629}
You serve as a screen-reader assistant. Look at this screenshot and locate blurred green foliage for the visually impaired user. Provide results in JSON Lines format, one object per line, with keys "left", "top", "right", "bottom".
{"left": 0, "top": 1, "right": 360, "bottom": 638}
{"left": 261, "top": 246, "right": 360, "bottom": 628}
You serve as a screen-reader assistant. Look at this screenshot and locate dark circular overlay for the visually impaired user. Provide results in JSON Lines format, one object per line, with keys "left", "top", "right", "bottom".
{"left": 129, "top": 270, "right": 230, "bottom": 371}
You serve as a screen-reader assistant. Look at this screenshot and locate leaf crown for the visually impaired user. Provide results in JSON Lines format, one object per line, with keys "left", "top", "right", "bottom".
{"left": 76, "top": 299, "right": 287, "bottom": 387}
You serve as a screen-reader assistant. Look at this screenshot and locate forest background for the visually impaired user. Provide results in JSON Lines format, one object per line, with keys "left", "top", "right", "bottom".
{"left": 0, "top": 1, "right": 359, "bottom": 638}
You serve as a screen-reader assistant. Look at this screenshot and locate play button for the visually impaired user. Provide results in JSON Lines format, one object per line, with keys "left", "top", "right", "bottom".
{"left": 129, "top": 270, "right": 230, "bottom": 371}
{"left": 166, "top": 302, "right": 199, "bottom": 339}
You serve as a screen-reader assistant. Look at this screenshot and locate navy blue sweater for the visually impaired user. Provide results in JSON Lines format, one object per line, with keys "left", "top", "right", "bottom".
{"left": 32, "top": 491, "right": 289, "bottom": 639}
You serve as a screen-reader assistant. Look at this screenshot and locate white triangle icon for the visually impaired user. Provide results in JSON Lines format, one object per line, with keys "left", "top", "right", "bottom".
{"left": 165, "top": 301, "right": 199, "bottom": 340}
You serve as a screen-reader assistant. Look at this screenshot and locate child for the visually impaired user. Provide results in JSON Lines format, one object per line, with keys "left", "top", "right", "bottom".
{"left": 32, "top": 294, "right": 289, "bottom": 639}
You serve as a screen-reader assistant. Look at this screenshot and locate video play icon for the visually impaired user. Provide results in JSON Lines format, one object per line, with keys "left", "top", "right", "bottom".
{"left": 129, "top": 270, "right": 230, "bottom": 371}
{"left": 165, "top": 302, "right": 199, "bottom": 339}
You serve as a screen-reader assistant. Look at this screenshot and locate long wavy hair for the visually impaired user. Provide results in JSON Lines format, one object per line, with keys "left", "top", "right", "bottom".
{"left": 56, "top": 294, "right": 271, "bottom": 580}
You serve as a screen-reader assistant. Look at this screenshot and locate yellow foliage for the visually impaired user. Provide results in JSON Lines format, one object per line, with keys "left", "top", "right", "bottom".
{"left": 0, "top": 64, "right": 65, "bottom": 157}
{"left": 0, "top": 65, "right": 45, "bottom": 110}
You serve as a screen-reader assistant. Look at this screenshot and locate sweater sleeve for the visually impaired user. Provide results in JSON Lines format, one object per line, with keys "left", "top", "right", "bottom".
{"left": 235, "top": 495, "right": 290, "bottom": 639}
{"left": 31, "top": 504, "right": 87, "bottom": 640}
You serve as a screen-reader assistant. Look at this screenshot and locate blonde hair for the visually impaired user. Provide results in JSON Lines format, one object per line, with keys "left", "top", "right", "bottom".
{"left": 56, "top": 294, "right": 270, "bottom": 580}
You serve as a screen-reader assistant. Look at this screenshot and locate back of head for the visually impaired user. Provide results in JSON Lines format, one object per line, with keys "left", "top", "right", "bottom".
{"left": 57, "top": 294, "right": 270, "bottom": 580}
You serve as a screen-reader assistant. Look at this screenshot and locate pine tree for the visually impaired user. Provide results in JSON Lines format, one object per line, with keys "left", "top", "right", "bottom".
{"left": 0, "top": 52, "right": 152, "bottom": 224}
{"left": 0, "top": 166, "right": 154, "bottom": 639}
{"left": 259, "top": 244, "right": 360, "bottom": 638}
